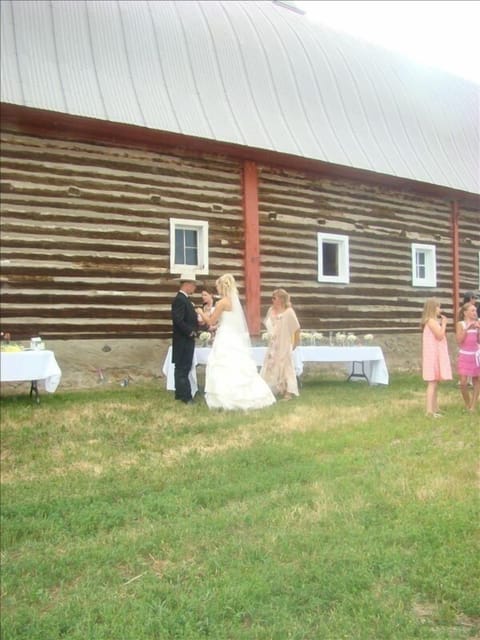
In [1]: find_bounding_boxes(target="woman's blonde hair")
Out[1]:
[458,302,475,322]
[421,297,439,326]
[272,288,291,308]
[216,273,238,297]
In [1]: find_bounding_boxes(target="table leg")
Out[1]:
[30,380,40,403]
[347,362,369,384]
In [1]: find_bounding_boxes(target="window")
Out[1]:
[317,233,350,283]
[170,218,208,274]
[411,243,436,287]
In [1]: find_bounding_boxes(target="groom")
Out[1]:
[171,273,199,404]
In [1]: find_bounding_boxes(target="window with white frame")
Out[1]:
[411,243,436,287]
[317,233,350,283]
[170,218,209,274]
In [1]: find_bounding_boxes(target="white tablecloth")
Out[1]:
[293,346,389,385]
[0,350,62,392]
[162,344,388,394]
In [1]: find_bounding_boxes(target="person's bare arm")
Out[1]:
[427,316,447,340]
[197,297,231,326]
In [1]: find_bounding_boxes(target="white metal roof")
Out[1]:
[1,0,479,194]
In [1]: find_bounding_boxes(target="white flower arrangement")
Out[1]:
[261,331,271,342]
[295,331,373,347]
[300,331,315,345]
[199,331,212,345]
[335,331,347,345]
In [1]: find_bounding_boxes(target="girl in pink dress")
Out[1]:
[456,302,480,412]
[421,298,452,418]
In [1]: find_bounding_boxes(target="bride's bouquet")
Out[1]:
[199,331,212,346]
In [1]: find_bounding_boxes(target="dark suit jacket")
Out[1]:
[171,291,198,365]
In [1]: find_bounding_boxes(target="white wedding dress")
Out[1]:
[205,295,276,410]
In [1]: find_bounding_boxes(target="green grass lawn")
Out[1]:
[1,374,478,639]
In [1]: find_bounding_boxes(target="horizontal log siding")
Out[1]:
[458,209,480,307]
[0,132,244,339]
[1,130,477,342]
[258,166,479,333]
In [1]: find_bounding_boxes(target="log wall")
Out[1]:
[1,130,478,340]
[0,131,244,339]
[258,166,479,332]
[458,209,480,302]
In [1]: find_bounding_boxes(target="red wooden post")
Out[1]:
[451,199,460,318]
[242,160,261,335]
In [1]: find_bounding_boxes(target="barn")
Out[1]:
[1,0,479,383]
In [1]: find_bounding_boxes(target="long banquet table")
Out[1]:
[162,344,389,396]
[0,350,62,401]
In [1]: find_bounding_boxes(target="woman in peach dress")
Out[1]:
[261,289,300,400]
[421,297,452,417]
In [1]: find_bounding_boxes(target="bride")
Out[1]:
[197,274,276,410]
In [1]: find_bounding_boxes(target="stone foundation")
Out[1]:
[1,333,459,393]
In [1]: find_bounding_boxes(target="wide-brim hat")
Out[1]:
[178,272,200,284]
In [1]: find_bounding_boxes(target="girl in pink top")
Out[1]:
[455,302,480,412]
[421,297,452,418]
